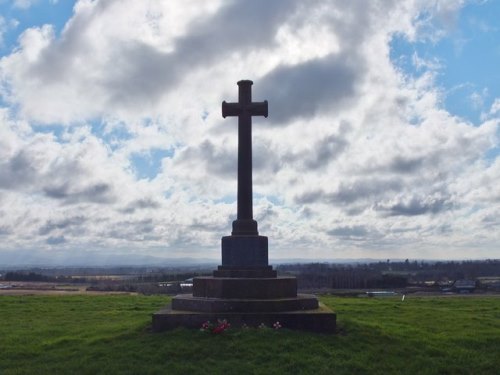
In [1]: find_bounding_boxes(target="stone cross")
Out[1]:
[222,80,268,236]
[153,79,336,334]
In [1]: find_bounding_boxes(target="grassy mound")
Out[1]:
[1,295,499,374]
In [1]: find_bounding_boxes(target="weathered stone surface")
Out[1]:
[152,302,336,333]
[221,235,268,268]
[221,80,268,236]
[171,293,318,313]
[213,265,277,278]
[193,276,296,299]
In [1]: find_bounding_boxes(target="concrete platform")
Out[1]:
[152,302,336,333]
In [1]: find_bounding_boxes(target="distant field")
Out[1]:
[0,281,136,296]
[0,295,499,374]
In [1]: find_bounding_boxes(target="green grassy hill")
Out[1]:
[1,295,499,374]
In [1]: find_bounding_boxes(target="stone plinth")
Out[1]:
[221,235,268,267]
[152,302,335,333]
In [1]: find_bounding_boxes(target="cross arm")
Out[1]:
[222,101,241,118]
[248,100,268,118]
[222,100,269,118]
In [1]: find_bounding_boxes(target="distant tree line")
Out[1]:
[1,270,210,283]
[3,259,498,293]
[277,259,500,290]
[3,271,55,282]
[136,272,209,282]
[2,271,91,283]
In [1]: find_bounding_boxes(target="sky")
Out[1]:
[0,0,499,266]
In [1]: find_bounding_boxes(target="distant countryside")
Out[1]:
[1,259,499,297]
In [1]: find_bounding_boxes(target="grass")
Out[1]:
[0,294,499,374]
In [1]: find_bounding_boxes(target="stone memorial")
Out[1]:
[153,80,336,332]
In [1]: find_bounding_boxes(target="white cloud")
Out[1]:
[489,98,500,116]
[13,0,39,9]
[0,0,498,262]
[411,52,443,72]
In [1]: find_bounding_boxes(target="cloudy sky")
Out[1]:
[0,0,498,265]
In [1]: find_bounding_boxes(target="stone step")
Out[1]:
[193,276,297,299]
[152,302,336,333]
[171,293,319,313]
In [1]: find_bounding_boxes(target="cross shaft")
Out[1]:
[222,80,268,235]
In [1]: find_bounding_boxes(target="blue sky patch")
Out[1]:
[89,119,134,151]
[131,148,174,180]
[390,1,500,125]
[0,0,76,53]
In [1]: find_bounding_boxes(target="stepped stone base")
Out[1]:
[151,235,337,333]
[152,301,336,333]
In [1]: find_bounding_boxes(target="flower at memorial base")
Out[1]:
[213,319,230,334]
[200,321,213,332]
[200,319,230,334]
[273,321,282,330]
[212,325,225,334]
[258,323,267,329]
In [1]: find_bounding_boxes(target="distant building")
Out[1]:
[158,282,182,293]
[490,281,500,291]
[158,278,193,294]
[366,291,398,297]
[452,279,476,293]
[180,278,194,288]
